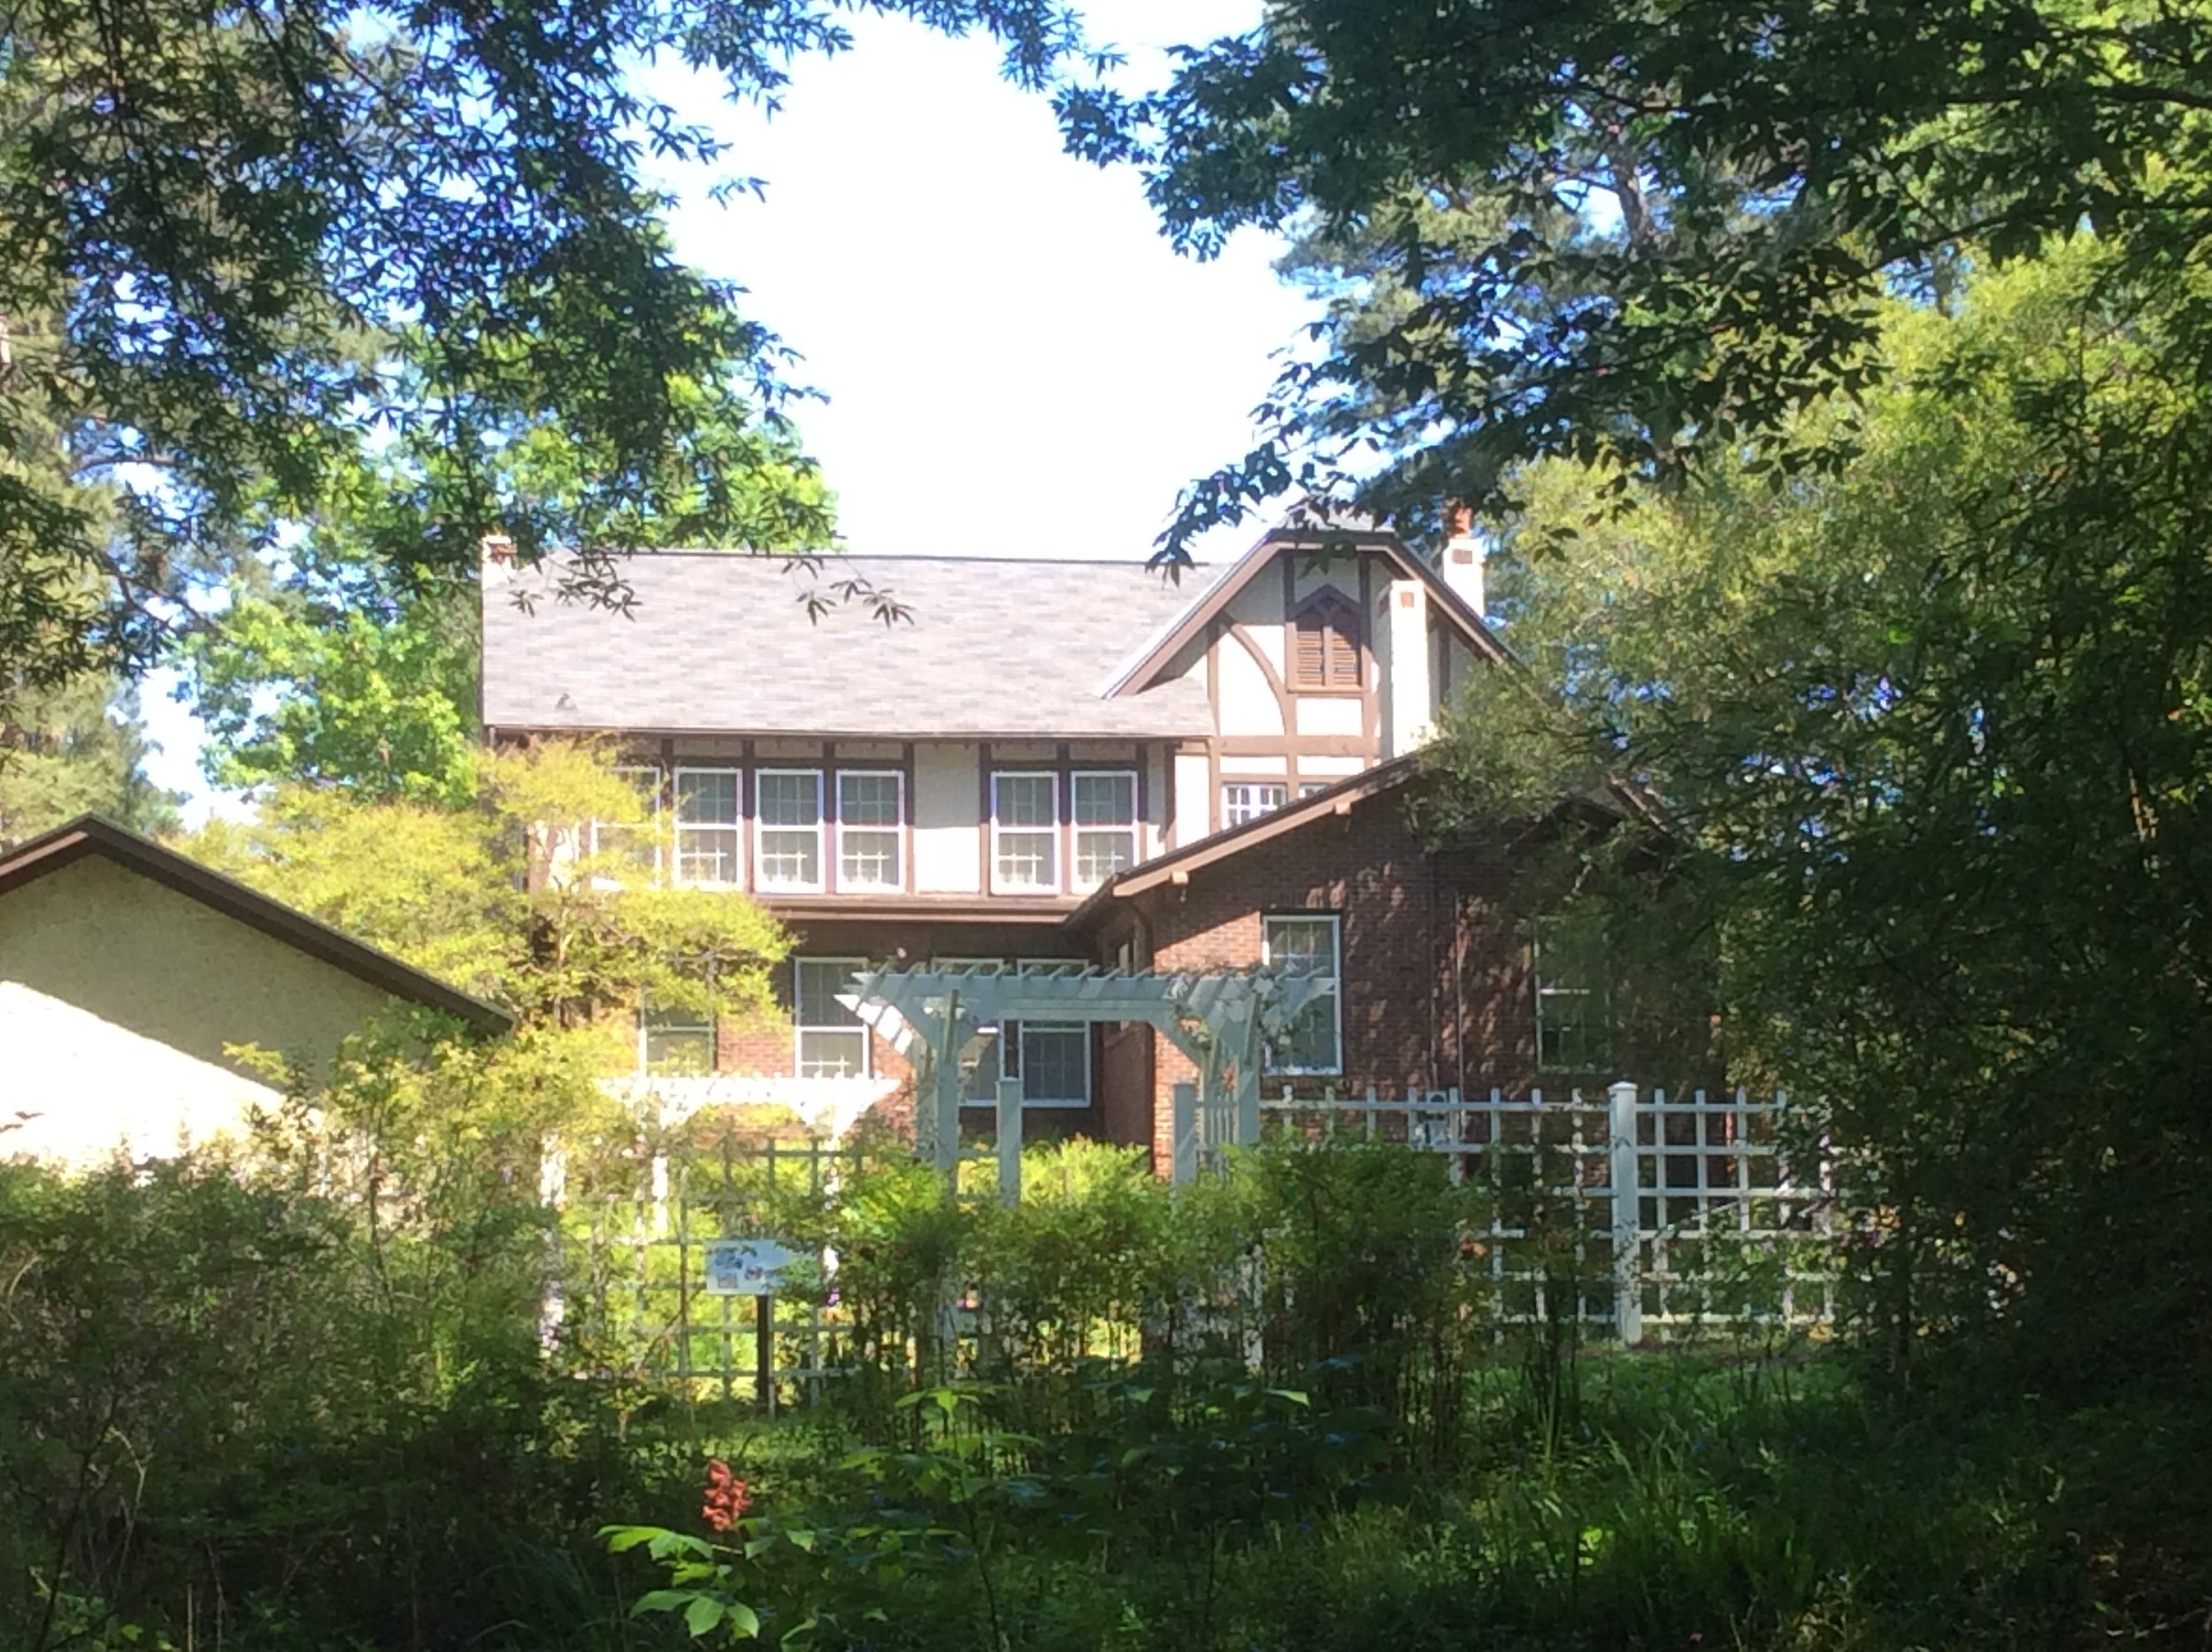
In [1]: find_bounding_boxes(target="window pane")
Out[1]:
[795,959,863,1028]
[841,829,901,888]
[1075,829,1136,887]
[838,772,901,826]
[1535,914,1612,1072]
[759,831,820,887]
[995,773,1056,828]
[1018,1025,1089,1103]
[758,771,821,827]
[837,772,902,888]
[641,998,713,1076]
[1224,783,1287,827]
[677,769,738,825]
[1264,917,1340,1072]
[797,1029,867,1078]
[1071,772,1134,825]
[996,831,1056,887]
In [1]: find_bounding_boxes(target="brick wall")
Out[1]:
[712,917,1100,1142]
[1105,782,1541,1173]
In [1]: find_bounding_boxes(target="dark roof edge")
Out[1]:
[0,816,515,1036]
[1065,754,1425,927]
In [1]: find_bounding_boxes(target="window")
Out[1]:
[1223,782,1288,827]
[941,957,1090,1106]
[795,957,869,1077]
[1071,771,1138,889]
[1299,781,1330,799]
[641,996,714,1075]
[1290,594,1362,690]
[757,769,825,891]
[591,765,664,882]
[991,772,1058,892]
[1011,1025,1090,1106]
[1534,913,1613,1073]
[837,771,904,890]
[673,767,741,887]
[1263,914,1342,1073]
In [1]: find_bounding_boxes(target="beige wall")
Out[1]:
[913,741,983,893]
[0,857,402,1166]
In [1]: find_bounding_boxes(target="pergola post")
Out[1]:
[996,1075,1025,1203]
[1171,1081,1198,1184]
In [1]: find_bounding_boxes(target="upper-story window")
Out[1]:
[1071,772,1138,889]
[592,765,664,881]
[673,767,741,887]
[836,771,904,890]
[991,772,1058,893]
[757,769,825,892]
[1224,782,1288,828]
[1290,594,1362,691]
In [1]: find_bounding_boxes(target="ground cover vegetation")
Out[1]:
[6,1126,2208,1649]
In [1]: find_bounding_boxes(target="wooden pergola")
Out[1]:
[841,963,1329,1194]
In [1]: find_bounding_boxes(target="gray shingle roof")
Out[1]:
[481,552,1220,739]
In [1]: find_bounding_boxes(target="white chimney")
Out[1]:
[1384,578,1432,757]
[1439,503,1486,619]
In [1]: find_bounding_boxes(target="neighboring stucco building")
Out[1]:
[0,816,512,1166]
[480,505,1648,1167]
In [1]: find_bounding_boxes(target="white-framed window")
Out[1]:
[672,766,741,887]
[591,765,664,882]
[1223,782,1288,828]
[1299,780,1330,799]
[836,770,904,890]
[794,957,869,1077]
[1263,914,1342,1074]
[756,768,825,892]
[944,958,1091,1106]
[640,995,714,1075]
[991,771,1059,892]
[1071,771,1139,890]
[1534,913,1613,1074]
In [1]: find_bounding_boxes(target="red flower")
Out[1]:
[702,1458,749,1533]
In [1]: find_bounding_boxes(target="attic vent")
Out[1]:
[1291,594,1362,690]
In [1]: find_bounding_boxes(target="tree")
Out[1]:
[1060,0,2212,549]
[0,676,180,846]
[188,740,787,1063]
[182,406,837,806]
[1,0,1082,693]
[1419,250,2212,1394]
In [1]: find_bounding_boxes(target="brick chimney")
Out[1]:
[1438,503,1486,620]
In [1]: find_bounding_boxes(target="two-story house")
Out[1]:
[480,510,1625,1167]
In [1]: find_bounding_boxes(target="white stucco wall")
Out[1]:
[913,741,983,893]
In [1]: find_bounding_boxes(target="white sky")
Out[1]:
[145,0,1311,820]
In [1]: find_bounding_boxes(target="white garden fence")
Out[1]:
[1191,1080,1838,1341]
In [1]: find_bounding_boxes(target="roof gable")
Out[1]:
[1106,523,1515,699]
[0,817,513,1035]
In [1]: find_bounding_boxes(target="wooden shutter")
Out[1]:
[1291,595,1360,688]
[1292,607,1329,688]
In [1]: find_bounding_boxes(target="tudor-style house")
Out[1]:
[480,511,1630,1167]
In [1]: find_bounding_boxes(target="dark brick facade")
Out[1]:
[1078,778,1544,1172]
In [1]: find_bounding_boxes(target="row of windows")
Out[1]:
[593,766,1143,896]
[640,918,1614,1087]
[640,920,1348,1088]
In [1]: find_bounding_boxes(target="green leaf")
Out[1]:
[683,1596,726,1637]
[631,1588,695,1617]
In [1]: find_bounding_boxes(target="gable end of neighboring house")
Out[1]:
[0,816,511,1167]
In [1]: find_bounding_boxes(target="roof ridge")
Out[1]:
[526,549,1214,569]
